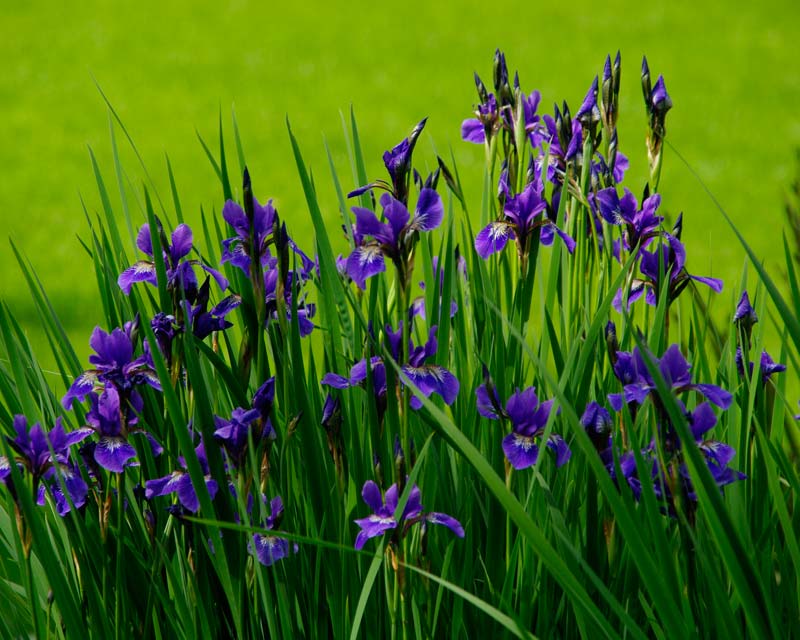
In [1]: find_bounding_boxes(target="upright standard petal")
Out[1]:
[410,188,444,231]
[361,480,385,514]
[170,224,194,261]
[136,224,154,256]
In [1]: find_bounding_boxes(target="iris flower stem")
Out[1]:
[398,268,411,485]
[23,543,41,638]
[505,464,512,571]
[389,564,399,640]
[115,472,125,640]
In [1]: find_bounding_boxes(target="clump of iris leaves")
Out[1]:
[0,50,798,639]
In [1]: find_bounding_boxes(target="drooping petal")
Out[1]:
[321,373,350,389]
[546,434,572,467]
[623,383,653,406]
[693,384,733,409]
[550,224,576,254]
[346,246,386,289]
[62,371,99,409]
[700,441,736,468]
[252,534,292,566]
[461,119,485,143]
[94,436,136,473]
[402,365,459,409]
[145,471,184,499]
[476,384,501,420]
[118,261,158,294]
[425,512,465,537]
[690,275,723,293]
[475,222,514,259]
[353,515,396,549]
[502,432,539,470]
[178,474,218,512]
[65,427,93,448]
[200,264,229,291]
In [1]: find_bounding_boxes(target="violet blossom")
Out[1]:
[354,480,464,550]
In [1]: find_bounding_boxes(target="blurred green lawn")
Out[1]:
[2,1,799,367]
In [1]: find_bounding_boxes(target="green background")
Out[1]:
[2,0,799,362]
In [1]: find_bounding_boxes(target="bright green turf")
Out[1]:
[1,1,799,363]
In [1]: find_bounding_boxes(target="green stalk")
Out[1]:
[23,533,41,638]
[115,472,125,640]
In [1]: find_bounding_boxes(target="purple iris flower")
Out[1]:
[608,344,732,412]
[263,264,317,337]
[399,324,460,410]
[461,93,499,144]
[145,441,218,513]
[349,119,428,207]
[221,193,277,274]
[184,278,241,341]
[613,233,723,312]
[1,416,90,515]
[345,190,443,289]
[118,222,227,298]
[475,179,575,260]
[575,76,600,130]
[322,324,458,411]
[594,187,663,252]
[2,416,89,483]
[476,384,570,470]
[733,290,759,348]
[649,75,673,116]
[323,356,388,423]
[214,381,276,469]
[735,348,786,383]
[36,460,88,516]
[62,326,161,410]
[592,150,629,186]
[734,291,758,326]
[354,480,464,550]
[603,401,744,509]
[250,496,297,566]
[84,386,162,473]
[581,401,613,451]
[150,313,178,356]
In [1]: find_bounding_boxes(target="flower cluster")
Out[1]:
[353,480,463,550]
[322,323,459,413]
[476,376,571,471]
[596,337,745,514]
